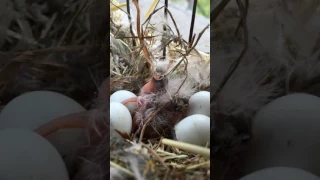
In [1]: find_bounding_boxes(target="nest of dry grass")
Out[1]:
[111,138,210,180]
[110,0,210,179]
[0,0,108,111]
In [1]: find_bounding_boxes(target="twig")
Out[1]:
[141,5,186,56]
[144,0,160,18]
[132,0,153,73]
[186,161,210,170]
[187,24,209,55]
[188,0,197,47]
[115,35,158,39]
[161,138,210,158]
[142,6,181,42]
[163,0,168,59]
[110,1,129,14]
[138,103,169,142]
[142,144,169,169]
[110,161,135,176]
[126,0,137,46]
[110,2,127,11]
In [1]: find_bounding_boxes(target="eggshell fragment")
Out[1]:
[0,91,87,157]
[0,129,69,180]
[174,114,210,146]
[110,90,137,112]
[187,91,210,117]
[110,102,132,135]
[240,167,320,180]
[243,93,320,176]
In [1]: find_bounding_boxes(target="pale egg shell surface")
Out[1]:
[243,93,320,176]
[240,167,320,180]
[0,129,69,180]
[187,91,210,117]
[110,102,132,135]
[174,114,210,146]
[0,91,87,157]
[110,90,137,113]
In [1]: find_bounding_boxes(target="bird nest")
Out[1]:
[0,0,108,179]
[0,0,108,110]
[110,0,210,179]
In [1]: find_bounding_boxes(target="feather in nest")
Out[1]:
[212,0,320,153]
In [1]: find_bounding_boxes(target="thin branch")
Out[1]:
[126,0,137,46]
[188,0,198,47]
[187,24,209,55]
[142,6,181,40]
[132,0,153,73]
[163,0,168,59]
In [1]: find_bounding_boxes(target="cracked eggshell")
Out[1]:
[240,167,320,180]
[0,129,69,180]
[110,90,137,113]
[187,91,210,117]
[110,102,132,135]
[174,114,210,146]
[0,91,87,158]
[243,93,320,176]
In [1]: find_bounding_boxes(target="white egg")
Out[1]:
[240,167,320,180]
[0,129,69,180]
[110,90,137,113]
[174,114,210,146]
[243,93,320,176]
[0,91,87,158]
[110,102,132,135]
[187,91,210,117]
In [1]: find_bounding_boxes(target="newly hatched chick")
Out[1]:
[121,59,199,140]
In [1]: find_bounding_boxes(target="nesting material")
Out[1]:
[110,0,210,179]
[0,0,109,179]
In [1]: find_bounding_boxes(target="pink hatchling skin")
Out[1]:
[121,75,187,139]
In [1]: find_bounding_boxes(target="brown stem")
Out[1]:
[132,0,153,73]
[34,110,93,137]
